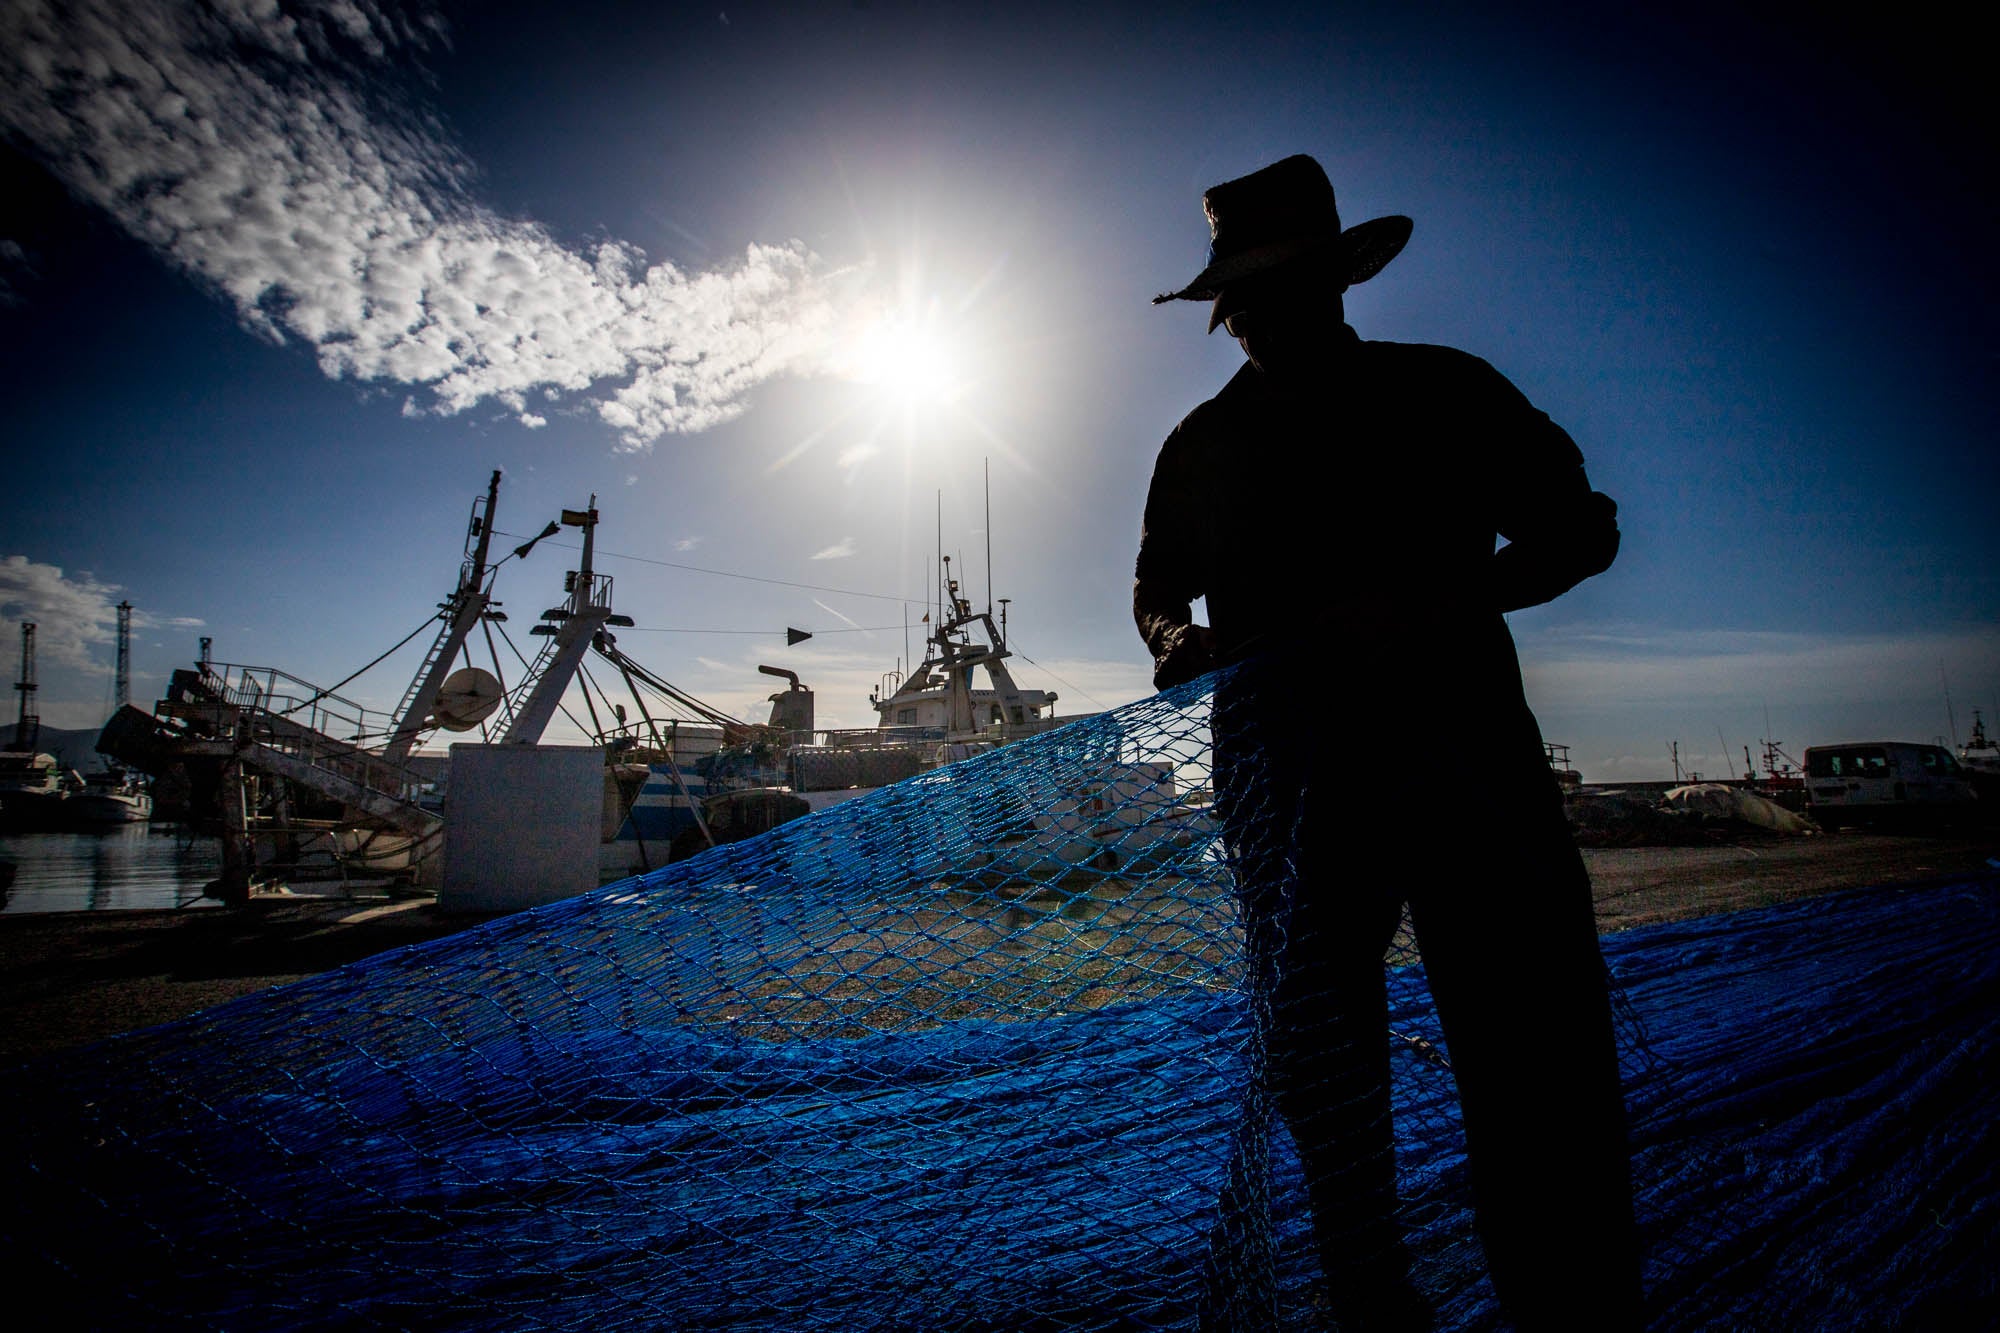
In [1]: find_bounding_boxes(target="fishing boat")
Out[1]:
[93,470,1192,897]
[1960,708,2000,776]
[64,768,153,826]
[0,750,72,830]
[597,553,1200,881]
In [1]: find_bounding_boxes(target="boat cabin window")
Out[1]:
[896,708,916,725]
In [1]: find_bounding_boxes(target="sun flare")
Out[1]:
[850,313,965,407]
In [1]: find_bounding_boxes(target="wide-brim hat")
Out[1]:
[1152,154,1412,332]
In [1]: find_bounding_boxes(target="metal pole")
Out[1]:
[13,622,37,752]
[115,601,132,710]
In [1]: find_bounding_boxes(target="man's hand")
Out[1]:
[1152,623,1219,690]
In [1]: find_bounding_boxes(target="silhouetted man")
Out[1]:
[1135,155,1639,1330]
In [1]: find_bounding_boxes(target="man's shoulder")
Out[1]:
[1163,362,1260,446]
[1355,339,1542,417]
[1355,337,1505,381]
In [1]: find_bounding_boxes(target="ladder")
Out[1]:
[386,611,458,739]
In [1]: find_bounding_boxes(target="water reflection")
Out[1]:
[0,827,224,914]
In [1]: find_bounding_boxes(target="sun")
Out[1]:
[849,311,966,407]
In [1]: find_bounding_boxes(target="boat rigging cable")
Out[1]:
[267,522,543,727]
[482,615,595,743]
[591,634,741,728]
[271,614,439,719]
[614,623,904,635]
[1001,642,1111,713]
[490,529,919,604]
[574,658,609,739]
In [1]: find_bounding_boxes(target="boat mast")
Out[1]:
[1940,661,1958,750]
[504,496,628,745]
[872,481,1054,737]
[382,470,503,765]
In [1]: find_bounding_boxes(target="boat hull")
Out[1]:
[66,793,152,826]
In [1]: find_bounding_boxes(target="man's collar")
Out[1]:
[1222,323,1363,398]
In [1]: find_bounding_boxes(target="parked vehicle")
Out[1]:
[1803,741,1980,828]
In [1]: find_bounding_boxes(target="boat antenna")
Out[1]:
[984,456,993,616]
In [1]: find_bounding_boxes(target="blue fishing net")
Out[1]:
[2,671,1994,1330]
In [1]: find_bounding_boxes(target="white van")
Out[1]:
[1803,741,1979,827]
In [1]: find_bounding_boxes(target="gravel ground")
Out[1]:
[1583,828,1997,931]
[2,828,1994,1062]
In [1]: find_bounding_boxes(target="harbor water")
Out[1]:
[0,827,224,915]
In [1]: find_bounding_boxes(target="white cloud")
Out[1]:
[674,537,701,552]
[0,556,205,728]
[0,556,122,672]
[810,539,856,561]
[0,0,850,450]
[519,413,547,429]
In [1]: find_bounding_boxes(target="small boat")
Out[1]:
[0,750,72,831]
[66,768,153,826]
[1960,709,2000,777]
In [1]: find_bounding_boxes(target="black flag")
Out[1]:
[512,520,560,559]
[786,627,812,645]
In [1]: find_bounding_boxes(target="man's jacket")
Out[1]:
[1133,325,1619,715]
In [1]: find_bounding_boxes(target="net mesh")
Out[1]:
[3,670,1995,1330]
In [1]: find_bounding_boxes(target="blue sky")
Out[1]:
[2,0,1993,782]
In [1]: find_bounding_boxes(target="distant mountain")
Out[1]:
[5,723,114,774]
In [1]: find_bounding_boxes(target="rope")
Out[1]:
[274,614,439,717]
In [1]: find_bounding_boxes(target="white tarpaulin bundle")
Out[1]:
[1662,783,1815,834]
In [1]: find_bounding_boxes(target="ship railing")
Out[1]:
[799,715,1103,752]
[597,718,728,760]
[196,661,430,800]
[992,713,1100,741]
[810,726,949,750]
[201,662,392,745]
